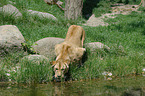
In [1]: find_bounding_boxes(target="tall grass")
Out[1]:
[17,59,52,84]
[0,0,144,83]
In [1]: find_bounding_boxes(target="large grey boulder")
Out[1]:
[27,10,57,20]
[1,4,22,18]
[84,42,110,52]
[0,25,25,55]
[32,37,64,59]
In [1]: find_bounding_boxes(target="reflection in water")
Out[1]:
[52,82,85,96]
[0,76,145,96]
[122,88,145,96]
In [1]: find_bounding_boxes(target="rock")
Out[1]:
[32,37,64,59]
[27,10,57,20]
[0,25,25,56]
[83,14,109,27]
[8,1,16,5]
[56,1,63,5]
[44,0,58,5]
[21,55,49,64]
[1,4,22,18]
[44,0,64,5]
[84,42,110,52]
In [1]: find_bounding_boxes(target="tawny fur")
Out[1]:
[51,25,85,79]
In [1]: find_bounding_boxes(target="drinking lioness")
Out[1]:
[51,25,85,81]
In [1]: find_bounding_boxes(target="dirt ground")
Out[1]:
[83,4,140,27]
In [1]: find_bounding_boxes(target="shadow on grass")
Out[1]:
[110,13,145,35]
[128,20,145,35]
[82,0,100,19]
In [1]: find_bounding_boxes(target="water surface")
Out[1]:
[0,76,145,96]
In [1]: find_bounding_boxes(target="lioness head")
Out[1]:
[51,60,70,82]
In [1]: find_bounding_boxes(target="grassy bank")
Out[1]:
[0,0,145,83]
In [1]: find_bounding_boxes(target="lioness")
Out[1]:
[51,25,85,81]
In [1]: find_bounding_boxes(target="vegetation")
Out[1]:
[0,0,144,83]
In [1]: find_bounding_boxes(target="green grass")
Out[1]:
[0,0,145,83]
[17,59,52,84]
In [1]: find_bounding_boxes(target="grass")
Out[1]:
[17,59,52,84]
[0,0,145,83]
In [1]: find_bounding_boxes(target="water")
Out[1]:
[0,76,145,96]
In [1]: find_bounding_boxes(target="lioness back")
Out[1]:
[64,25,85,47]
